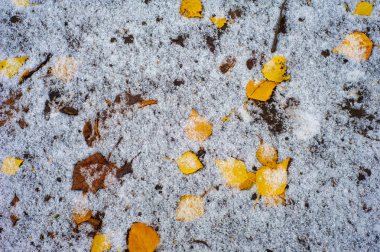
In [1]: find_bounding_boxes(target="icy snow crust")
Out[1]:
[0,0,379,251]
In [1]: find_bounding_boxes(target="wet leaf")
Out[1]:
[83,117,100,147]
[256,140,278,168]
[353,2,373,16]
[0,57,28,79]
[60,106,78,116]
[72,209,92,225]
[246,80,278,102]
[10,214,19,226]
[180,0,203,18]
[71,153,118,193]
[10,195,20,206]
[128,222,160,252]
[51,57,78,82]
[139,100,158,108]
[177,151,203,174]
[91,234,111,252]
[262,56,290,82]
[210,17,227,28]
[215,158,255,190]
[176,195,204,222]
[184,109,213,142]
[1,156,23,176]
[333,32,373,61]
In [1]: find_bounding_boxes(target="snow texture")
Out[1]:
[1,0,380,251]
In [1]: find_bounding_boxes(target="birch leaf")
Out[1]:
[51,57,78,82]
[179,0,203,18]
[333,32,373,61]
[256,140,278,168]
[128,222,160,252]
[176,195,204,222]
[177,151,203,174]
[184,109,213,142]
[262,56,290,82]
[256,166,287,196]
[91,234,111,252]
[210,17,227,28]
[0,57,29,79]
[353,2,373,16]
[215,158,255,190]
[1,157,23,176]
[246,80,278,102]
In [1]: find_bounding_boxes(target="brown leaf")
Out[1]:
[139,100,158,108]
[228,8,242,19]
[83,117,100,147]
[219,57,236,74]
[116,160,133,179]
[71,153,118,193]
[171,35,187,47]
[60,106,78,116]
[0,91,22,127]
[17,118,28,129]
[206,36,216,53]
[10,194,20,206]
[10,214,19,226]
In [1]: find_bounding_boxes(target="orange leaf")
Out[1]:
[184,109,213,142]
[139,100,158,108]
[128,222,160,252]
[333,32,373,61]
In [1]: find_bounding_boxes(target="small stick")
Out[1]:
[271,0,287,53]
[19,53,52,84]
[107,136,123,160]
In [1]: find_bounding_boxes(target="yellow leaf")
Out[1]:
[1,157,23,176]
[0,57,29,79]
[12,0,29,7]
[51,57,78,82]
[177,151,203,174]
[72,209,92,225]
[91,234,111,252]
[210,17,227,28]
[333,32,373,61]
[184,109,213,142]
[256,140,278,168]
[256,166,287,196]
[128,222,160,252]
[262,56,290,82]
[215,158,255,190]
[176,195,204,222]
[276,157,291,170]
[353,2,373,16]
[246,80,278,101]
[179,0,203,18]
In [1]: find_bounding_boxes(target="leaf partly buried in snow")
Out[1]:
[333,32,373,61]
[184,109,213,142]
[0,57,29,79]
[256,140,278,168]
[179,0,203,18]
[246,80,278,102]
[91,234,111,252]
[215,158,255,190]
[1,156,23,176]
[256,166,287,196]
[71,153,118,193]
[262,56,290,82]
[210,17,227,28]
[220,57,236,74]
[83,117,100,147]
[128,222,160,252]
[177,151,203,174]
[176,195,204,222]
[51,57,78,82]
[353,2,373,16]
[12,0,29,7]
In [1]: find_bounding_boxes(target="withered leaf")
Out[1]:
[17,118,28,129]
[10,214,19,226]
[71,153,118,193]
[60,106,78,116]
[206,36,216,53]
[220,57,236,74]
[171,35,187,47]
[83,117,100,147]
[116,160,133,179]
[10,194,20,206]
[228,8,242,19]
[0,91,23,127]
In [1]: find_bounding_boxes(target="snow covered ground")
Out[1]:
[0,0,379,251]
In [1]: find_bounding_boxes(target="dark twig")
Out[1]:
[271,0,287,53]
[190,239,210,249]
[19,53,52,84]
[107,136,123,160]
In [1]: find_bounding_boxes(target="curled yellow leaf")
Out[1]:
[177,151,203,175]
[246,80,278,102]
[262,56,290,82]
[128,222,160,252]
[215,158,255,190]
[184,109,213,142]
[210,17,227,28]
[1,157,23,176]
[176,195,204,222]
[0,57,29,79]
[91,234,111,252]
[353,2,373,16]
[333,32,373,61]
[180,0,203,18]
